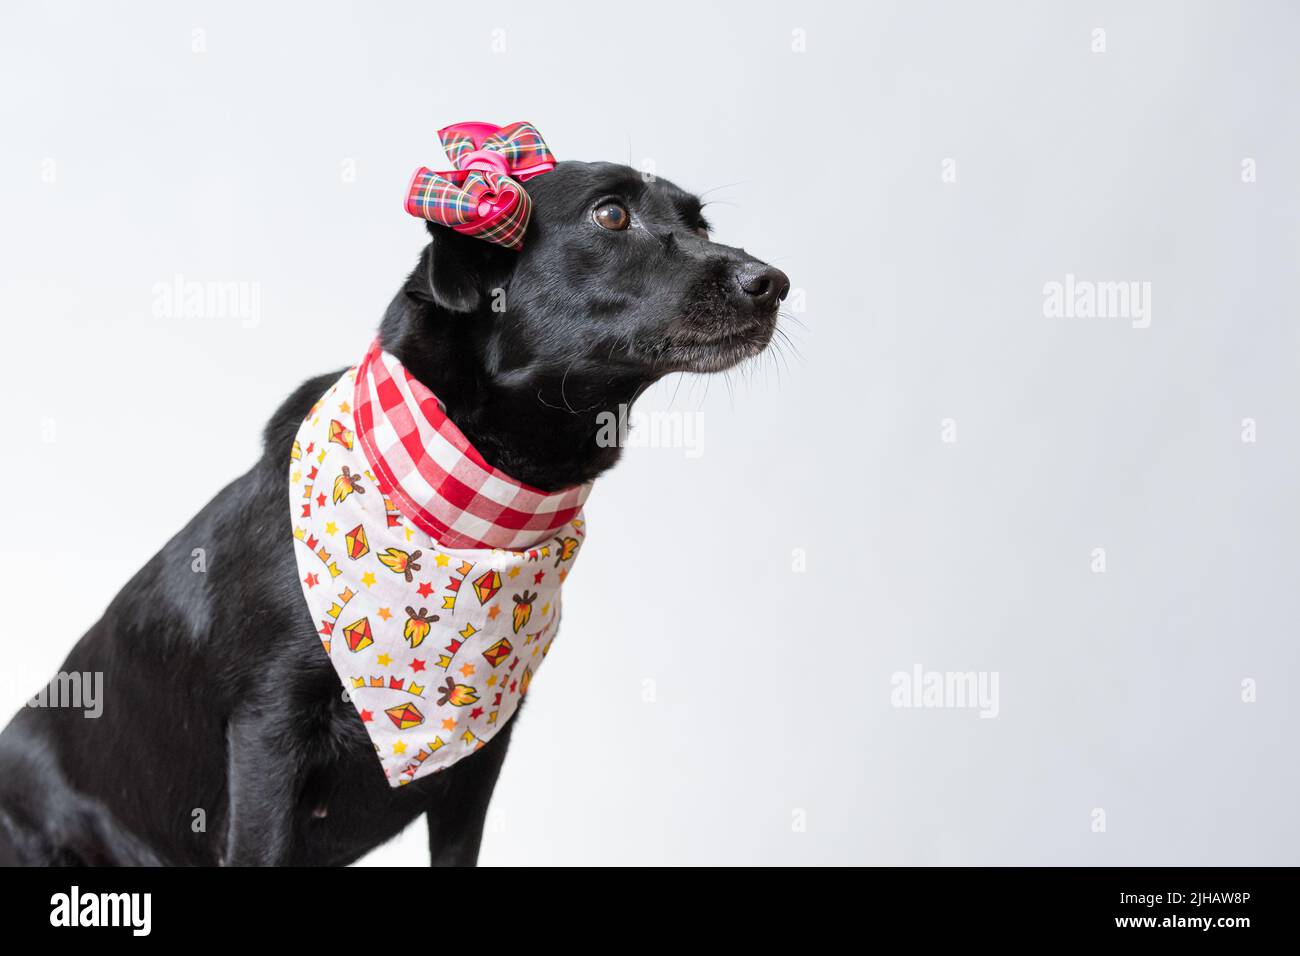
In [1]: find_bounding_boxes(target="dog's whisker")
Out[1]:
[668,370,686,409]
[773,325,802,364]
[777,310,807,332]
[769,337,791,383]
[560,364,574,413]
[697,181,748,201]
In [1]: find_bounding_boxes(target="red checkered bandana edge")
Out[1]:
[353,339,591,550]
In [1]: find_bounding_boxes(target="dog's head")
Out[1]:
[408,161,789,386]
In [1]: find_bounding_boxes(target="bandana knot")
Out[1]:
[405,121,556,251]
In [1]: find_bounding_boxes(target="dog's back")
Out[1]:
[0,372,381,865]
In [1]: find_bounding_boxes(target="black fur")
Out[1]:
[0,160,787,866]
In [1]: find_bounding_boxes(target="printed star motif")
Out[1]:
[377,607,392,621]
[487,605,501,620]
[303,572,319,588]
[435,553,450,567]
[459,663,476,678]
[417,581,434,598]
[316,492,327,508]
[359,709,373,722]
[405,527,414,541]
[507,566,520,579]
[470,706,484,720]
[533,570,545,584]
[317,448,327,464]
[559,568,568,582]
[410,658,426,673]
[324,521,338,535]
[377,653,392,666]
[338,401,351,413]
[441,717,457,731]
[291,469,302,484]
[361,571,377,588]
[393,740,407,755]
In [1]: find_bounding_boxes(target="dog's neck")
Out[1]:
[377,290,640,492]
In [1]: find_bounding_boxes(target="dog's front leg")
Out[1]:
[426,720,513,866]
[222,710,301,866]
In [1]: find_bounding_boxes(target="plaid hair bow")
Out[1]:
[404,121,556,251]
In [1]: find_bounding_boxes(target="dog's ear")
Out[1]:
[405,223,515,314]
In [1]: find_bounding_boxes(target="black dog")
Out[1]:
[0,160,788,866]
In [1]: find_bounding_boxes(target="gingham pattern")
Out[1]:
[405,121,556,251]
[354,339,591,550]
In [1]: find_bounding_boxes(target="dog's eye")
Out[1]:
[593,202,630,231]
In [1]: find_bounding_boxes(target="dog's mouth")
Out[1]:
[656,316,778,374]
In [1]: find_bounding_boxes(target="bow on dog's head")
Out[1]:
[405,121,556,251]
[395,120,789,425]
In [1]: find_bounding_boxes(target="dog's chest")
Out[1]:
[288,365,584,788]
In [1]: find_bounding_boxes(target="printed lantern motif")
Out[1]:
[385,702,425,730]
[473,569,502,604]
[345,523,369,560]
[482,637,513,668]
[329,419,355,450]
[343,617,374,652]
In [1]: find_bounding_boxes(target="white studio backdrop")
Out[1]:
[0,0,1297,864]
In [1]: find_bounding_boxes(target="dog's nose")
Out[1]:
[736,264,790,310]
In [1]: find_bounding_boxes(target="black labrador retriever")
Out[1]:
[0,159,788,866]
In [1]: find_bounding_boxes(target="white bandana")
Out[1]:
[289,351,586,786]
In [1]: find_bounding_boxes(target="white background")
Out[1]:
[1,0,1297,865]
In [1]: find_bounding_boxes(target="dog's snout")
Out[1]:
[735,264,790,310]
